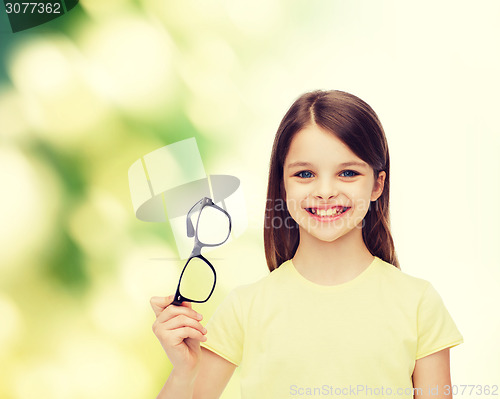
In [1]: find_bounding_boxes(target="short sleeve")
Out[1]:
[200,288,244,366]
[416,282,464,359]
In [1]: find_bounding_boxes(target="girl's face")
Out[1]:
[283,124,386,243]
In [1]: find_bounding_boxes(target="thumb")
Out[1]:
[150,294,174,317]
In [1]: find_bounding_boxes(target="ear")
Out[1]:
[371,171,386,202]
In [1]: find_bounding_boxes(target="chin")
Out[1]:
[298,226,346,243]
[314,234,343,243]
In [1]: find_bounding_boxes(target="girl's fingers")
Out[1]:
[152,319,207,346]
[149,295,207,372]
[150,295,195,317]
[169,327,208,345]
[156,306,203,323]
[161,314,207,336]
[156,303,203,324]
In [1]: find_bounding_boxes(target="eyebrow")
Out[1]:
[286,161,368,169]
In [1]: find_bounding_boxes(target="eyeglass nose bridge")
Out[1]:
[189,240,204,258]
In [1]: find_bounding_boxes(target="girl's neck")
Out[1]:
[291,226,374,286]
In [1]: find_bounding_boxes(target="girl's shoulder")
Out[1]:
[375,257,437,298]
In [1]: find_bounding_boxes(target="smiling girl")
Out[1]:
[151,90,464,399]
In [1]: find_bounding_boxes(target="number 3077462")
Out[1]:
[5,2,62,14]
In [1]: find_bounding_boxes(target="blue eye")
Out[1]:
[295,170,314,179]
[340,170,359,178]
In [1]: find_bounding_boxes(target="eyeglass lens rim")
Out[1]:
[173,254,216,305]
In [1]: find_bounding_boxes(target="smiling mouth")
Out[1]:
[305,207,350,217]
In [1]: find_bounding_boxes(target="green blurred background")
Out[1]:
[1,1,499,398]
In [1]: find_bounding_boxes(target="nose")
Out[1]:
[312,177,339,200]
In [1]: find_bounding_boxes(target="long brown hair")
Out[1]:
[263,90,400,271]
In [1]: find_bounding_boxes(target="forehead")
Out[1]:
[285,125,367,167]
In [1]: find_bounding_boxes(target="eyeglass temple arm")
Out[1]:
[186,198,206,237]
[187,218,195,238]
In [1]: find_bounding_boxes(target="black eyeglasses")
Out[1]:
[172,197,232,306]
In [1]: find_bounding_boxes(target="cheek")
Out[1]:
[284,182,305,214]
[285,193,300,215]
[351,188,373,212]
[285,179,309,197]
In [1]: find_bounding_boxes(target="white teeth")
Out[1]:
[310,208,346,217]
